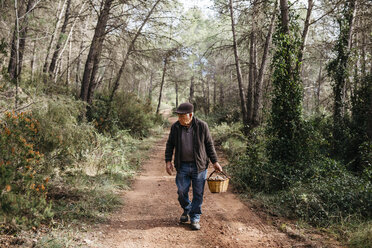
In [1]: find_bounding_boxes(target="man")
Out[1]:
[165,102,222,230]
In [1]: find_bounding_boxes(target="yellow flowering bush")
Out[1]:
[0,111,52,227]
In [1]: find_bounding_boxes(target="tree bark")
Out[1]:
[368,87,372,140]
[347,1,357,52]
[16,0,36,79]
[148,71,154,101]
[220,67,225,107]
[229,0,248,129]
[31,37,36,81]
[175,81,178,108]
[315,60,323,113]
[66,38,72,85]
[201,77,206,113]
[247,28,255,124]
[156,56,168,115]
[189,75,194,103]
[247,0,257,124]
[13,0,20,109]
[54,2,86,84]
[252,0,277,127]
[80,0,114,103]
[43,0,67,73]
[280,0,289,33]
[361,23,366,78]
[75,39,84,97]
[213,77,217,107]
[49,0,71,76]
[219,78,224,107]
[333,0,356,122]
[370,45,372,75]
[206,77,210,114]
[296,0,313,74]
[8,0,35,81]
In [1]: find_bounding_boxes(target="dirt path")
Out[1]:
[83,116,339,248]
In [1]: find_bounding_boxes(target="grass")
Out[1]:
[15,125,165,247]
[333,220,372,247]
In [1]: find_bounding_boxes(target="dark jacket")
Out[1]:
[165,117,218,173]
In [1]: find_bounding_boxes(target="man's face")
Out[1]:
[178,113,193,126]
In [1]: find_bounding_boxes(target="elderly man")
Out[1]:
[165,102,222,230]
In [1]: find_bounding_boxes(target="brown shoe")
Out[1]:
[180,213,188,223]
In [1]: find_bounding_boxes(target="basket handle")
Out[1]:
[208,169,230,179]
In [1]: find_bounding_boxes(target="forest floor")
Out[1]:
[79,113,342,248]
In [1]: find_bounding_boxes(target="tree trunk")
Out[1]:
[108,0,162,105]
[43,0,67,73]
[333,0,356,123]
[175,81,178,108]
[66,38,72,85]
[80,0,114,103]
[347,1,357,52]
[229,0,248,129]
[360,18,366,78]
[31,37,36,81]
[8,0,35,81]
[219,78,224,107]
[247,0,257,124]
[295,0,313,74]
[247,28,255,124]
[201,77,206,113]
[206,77,210,114]
[54,2,86,84]
[156,56,168,115]
[49,0,71,76]
[189,75,194,103]
[7,0,25,79]
[16,0,35,79]
[252,0,277,127]
[213,77,217,107]
[370,45,372,75]
[148,71,154,101]
[280,0,289,33]
[315,60,323,113]
[368,88,372,140]
[253,43,258,84]
[220,67,225,107]
[75,39,84,97]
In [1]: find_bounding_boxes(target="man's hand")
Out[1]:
[213,162,223,172]
[166,161,174,175]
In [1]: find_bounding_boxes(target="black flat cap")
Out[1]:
[175,102,194,114]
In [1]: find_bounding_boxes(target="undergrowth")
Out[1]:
[0,79,165,246]
[210,118,372,247]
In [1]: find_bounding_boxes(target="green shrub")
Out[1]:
[90,92,162,136]
[0,111,52,228]
[233,152,372,225]
[32,97,96,169]
[227,117,372,225]
[348,74,372,172]
[277,158,372,225]
[195,104,241,127]
[211,122,246,146]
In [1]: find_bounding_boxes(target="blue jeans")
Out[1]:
[175,162,207,222]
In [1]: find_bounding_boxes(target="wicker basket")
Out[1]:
[207,170,230,193]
